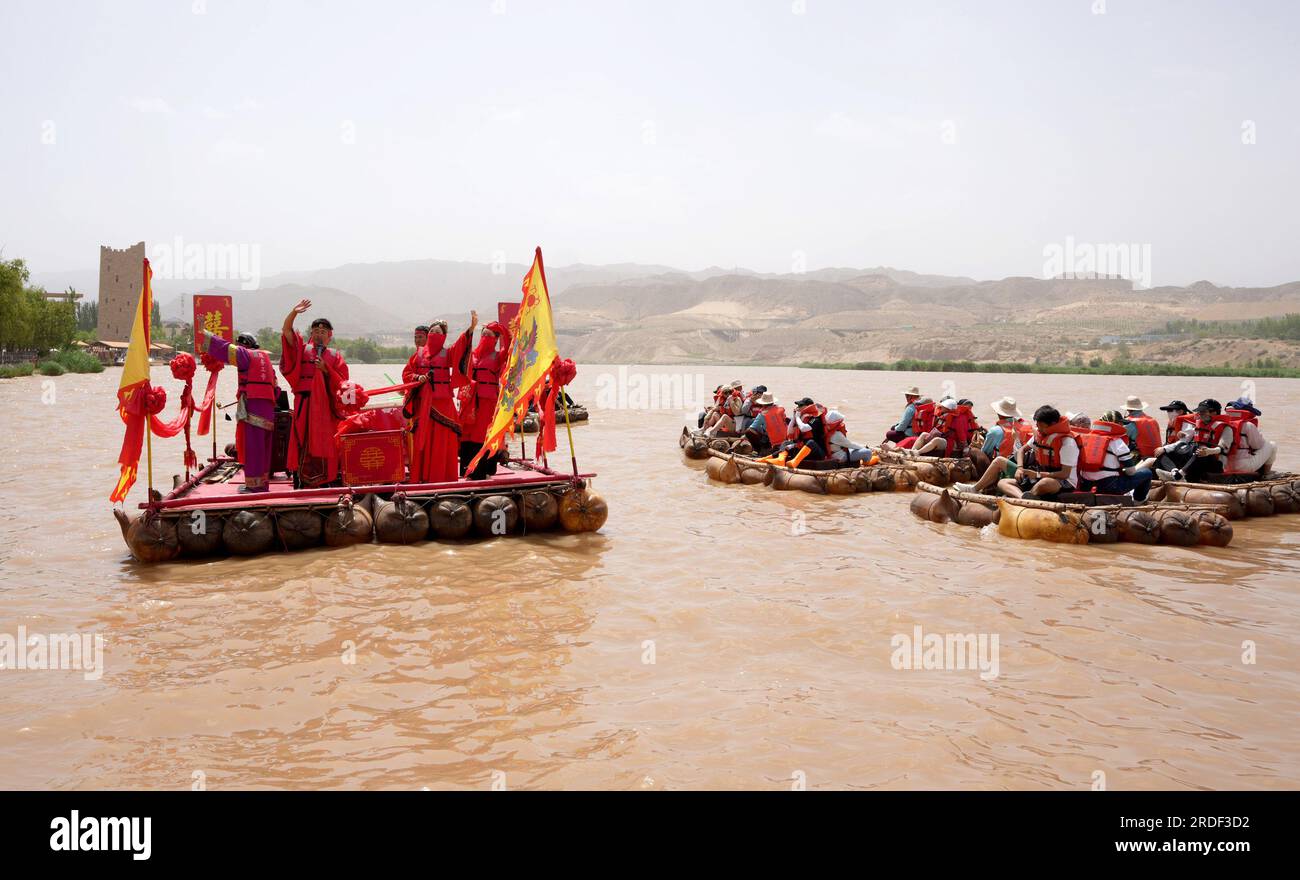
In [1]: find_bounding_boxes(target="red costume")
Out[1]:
[402,341,434,474]
[409,327,472,483]
[280,330,349,485]
[457,322,511,480]
[462,322,511,444]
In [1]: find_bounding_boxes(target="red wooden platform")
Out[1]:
[144,458,594,512]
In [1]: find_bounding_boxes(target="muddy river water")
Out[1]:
[0,365,1297,789]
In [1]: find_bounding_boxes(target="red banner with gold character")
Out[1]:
[193,295,233,352]
[339,429,407,486]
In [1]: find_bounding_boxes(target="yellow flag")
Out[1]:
[466,247,559,474]
[109,258,154,502]
[118,259,153,398]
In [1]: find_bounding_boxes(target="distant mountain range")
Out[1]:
[30,256,1300,366]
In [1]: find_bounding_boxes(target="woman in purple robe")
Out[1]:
[205,331,281,493]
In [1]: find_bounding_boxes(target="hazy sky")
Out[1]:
[2,0,1297,286]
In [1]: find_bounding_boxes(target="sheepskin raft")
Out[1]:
[112,456,607,564]
[1149,473,1300,519]
[909,481,1233,547]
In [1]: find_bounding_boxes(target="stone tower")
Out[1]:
[97,242,146,342]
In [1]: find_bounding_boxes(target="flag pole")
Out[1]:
[146,413,154,496]
[560,390,578,478]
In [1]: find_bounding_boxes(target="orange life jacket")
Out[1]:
[995,418,1034,457]
[1129,413,1161,458]
[797,403,826,440]
[910,401,936,435]
[1075,420,1128,472]
[1032,418,1074,471]
[239,349,279,402]
[1165,413,1195,444]
[757,406,787,447]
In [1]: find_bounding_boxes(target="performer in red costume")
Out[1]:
[280,298,350,487]
[458,320,511,480]
[409,312,476,482]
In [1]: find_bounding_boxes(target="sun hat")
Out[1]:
[1122,395,1148,412]
[991,396,1022,419]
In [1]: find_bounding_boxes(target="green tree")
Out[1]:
[0,258,34,349]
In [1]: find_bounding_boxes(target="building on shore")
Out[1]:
[97,241,146,344]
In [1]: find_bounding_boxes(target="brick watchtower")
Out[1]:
[97,242,146,342]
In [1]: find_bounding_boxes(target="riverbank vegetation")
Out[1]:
[800,358,1300,379]
[1163,314,1300,341]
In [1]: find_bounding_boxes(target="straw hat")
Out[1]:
[902,385,921,397]
[1123,395,1148,412]
[755,391,776,406]
[990,396,1021,419]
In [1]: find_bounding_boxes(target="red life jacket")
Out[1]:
[1165,413,1195,444]
[758,406,787,447]
[995,418,1034,456]
[940,404,977,444]
[910,401,936,435]
[473,349,502,401]
[239,349,278,402]
[1129,413,1161,458]
[427,346,460,401]
[292,344,341,394]
[1225,407,1260,432]
[1075,420,1128,472]
[1032,418,1074,471]
[1194,413,1249,455]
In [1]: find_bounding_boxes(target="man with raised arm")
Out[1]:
[280,298,350,487]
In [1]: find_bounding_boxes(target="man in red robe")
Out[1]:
[410,311,476,483]
[458,320,511,480]
[280,298,350,487]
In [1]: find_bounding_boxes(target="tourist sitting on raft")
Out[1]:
[754,399,876,468]
[1146,397,1275,483]
[701,380,744,434]
[1119,395,1162,459]
[1075,410,1154,500]
[993,405,1079,500]
[1223,397,1277,477]
[739,391,785,455]
[883,398,979,459]
[736,385,768,433]
[962,396,1032,479]
[884,386,924,444]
